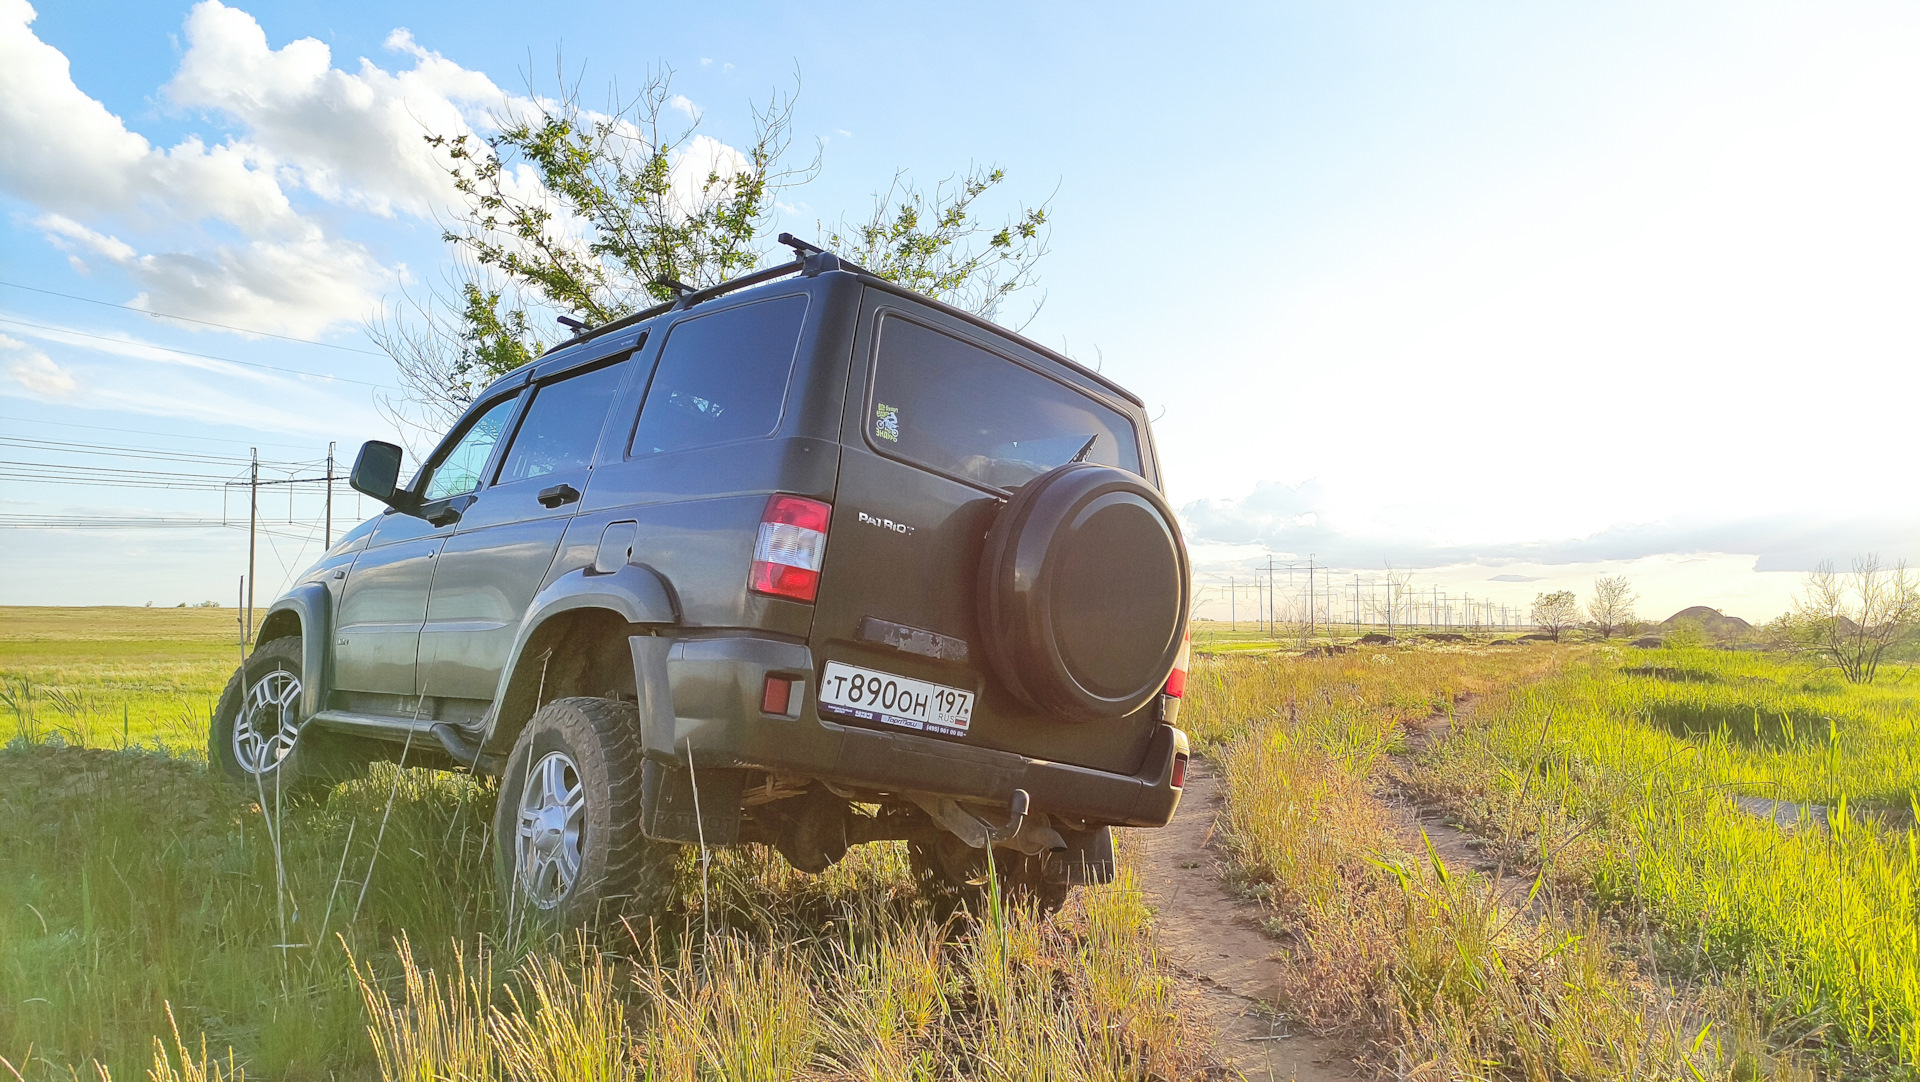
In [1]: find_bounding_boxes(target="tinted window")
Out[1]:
[630,294,808,456]
[870,316,1142,490]
[421,394,518,501]
[496,361,627,485]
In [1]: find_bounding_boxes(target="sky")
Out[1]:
[2,0,1916,624]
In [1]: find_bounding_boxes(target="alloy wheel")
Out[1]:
[515,750,586,908]
[233,668,302,775]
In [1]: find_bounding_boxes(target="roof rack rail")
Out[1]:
[533,235,1137,410]
[542,241,845,356]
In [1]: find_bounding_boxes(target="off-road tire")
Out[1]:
[995,850,1073,915]
[493,696,683,927]
[209,635,367,803]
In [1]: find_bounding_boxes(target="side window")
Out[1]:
[629,294,808,456]
[420,394,518,501]
[495,361,628,485]
[869,315,1143,491]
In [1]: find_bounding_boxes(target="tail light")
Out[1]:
[750,494,831,603]
[1164,631,1192,698]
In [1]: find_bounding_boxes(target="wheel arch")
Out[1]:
[479,564,679,762]
[261,583,330,717]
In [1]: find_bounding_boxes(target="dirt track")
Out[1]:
[1127,708,1507,1081]
[1125,759,1365,1082]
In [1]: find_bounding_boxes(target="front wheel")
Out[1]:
[493,697,684,927]
[210,635,364,803]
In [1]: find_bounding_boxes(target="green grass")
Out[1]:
[1180,646,1811,1080]
[1,606,241,750]
[1,607,1207,1081]
[1413,645,1920,1076]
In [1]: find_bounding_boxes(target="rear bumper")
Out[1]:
[636,632,1187,828]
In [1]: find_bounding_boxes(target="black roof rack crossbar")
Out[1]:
[542,256,810,356]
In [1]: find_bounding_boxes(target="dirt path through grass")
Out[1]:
[1127,758,1366,1082]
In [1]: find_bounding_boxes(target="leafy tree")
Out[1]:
[375,68,1050,430]
[1778,555,1920,684]
[1531,590,1580,641]
[1586,575,1638,639]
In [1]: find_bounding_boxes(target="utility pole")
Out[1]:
[246,447,258,643]
[1267,557,1276,637]
[1307,555,1316,637]
[325,440,335,548]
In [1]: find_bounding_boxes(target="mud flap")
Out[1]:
[640,759,744,844]
[1058,824,1116,885]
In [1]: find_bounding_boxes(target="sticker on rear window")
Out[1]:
[874,402,900,442]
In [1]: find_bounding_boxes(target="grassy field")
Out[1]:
[1410,647,1920,1076]
[1179,642,1824,1080]
[1,606,241,750]
[15,607,1895,1079]
[1,608,1205,1081]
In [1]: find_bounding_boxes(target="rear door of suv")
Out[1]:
[808,290,1161,775]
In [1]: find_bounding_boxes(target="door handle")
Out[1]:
[537,483,581,509]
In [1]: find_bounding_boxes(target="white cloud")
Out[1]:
[35,213,136,263]
[0,0,293,231]
[669,94,699,119]
[165,1,512,218]
[124,235,394,338]
[0,1,760,338]
[0,333,77,396]
[0,320,383,435]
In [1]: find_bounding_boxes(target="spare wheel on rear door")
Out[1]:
[977,462,1190,721]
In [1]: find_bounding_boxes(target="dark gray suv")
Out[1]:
[213,241,1192,920]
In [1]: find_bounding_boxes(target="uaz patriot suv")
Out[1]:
[214,238,1192,919]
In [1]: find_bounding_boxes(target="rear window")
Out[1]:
[869,315,1142,490]
[630,294,808,456]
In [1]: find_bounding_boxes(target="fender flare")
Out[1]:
[264,583,331,718]
[480,563,680,753]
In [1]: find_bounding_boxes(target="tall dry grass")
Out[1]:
[346,866,1201,1082]
[1184,646,1805,1080]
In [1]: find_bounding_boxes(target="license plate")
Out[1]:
[818,661,975,736]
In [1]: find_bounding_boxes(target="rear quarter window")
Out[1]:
[629,294,809,456]
[869,314,1142,491]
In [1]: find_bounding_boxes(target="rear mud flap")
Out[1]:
[1059,825,1116,885]
[640,759,745,844]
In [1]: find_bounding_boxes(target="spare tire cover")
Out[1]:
[977,462,1191,721]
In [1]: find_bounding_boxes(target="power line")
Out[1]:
[0,314,395,389]
[0,435,301,467]
[0,414,324,452]
[0,280,385,355]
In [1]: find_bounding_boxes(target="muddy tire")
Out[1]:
[209,635,366,803]
[494,696,683,927]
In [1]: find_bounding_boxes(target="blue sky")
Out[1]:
[3,1,1917,621]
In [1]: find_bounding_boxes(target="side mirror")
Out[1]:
[348,441,415,513]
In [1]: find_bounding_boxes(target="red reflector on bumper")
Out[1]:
[762,675,795,715]
[1171,753,1188,789]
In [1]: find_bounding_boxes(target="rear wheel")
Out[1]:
[494,697,683,926]
[209,635,365,803]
